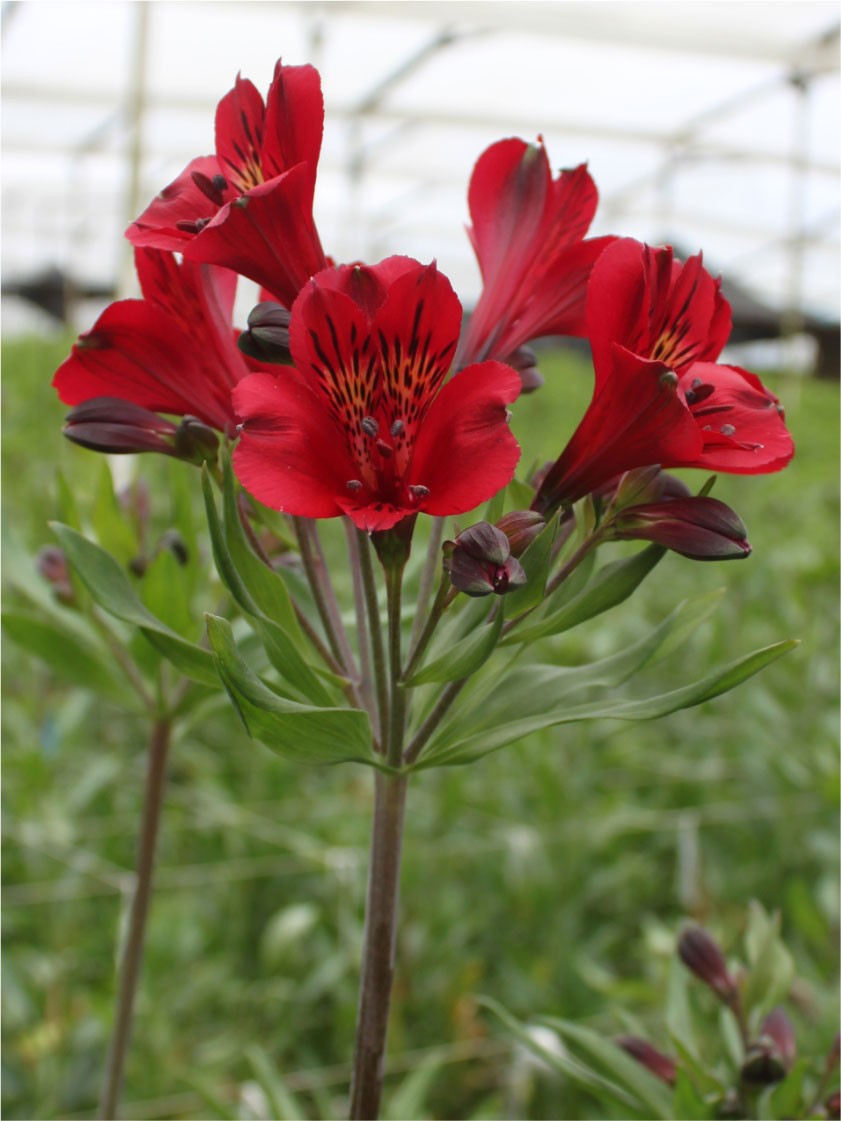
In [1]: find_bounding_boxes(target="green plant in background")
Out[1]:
[2,51,836,1121]
[485,904,839,1121]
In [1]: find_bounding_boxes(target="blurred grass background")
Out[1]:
[2,336,838,1120]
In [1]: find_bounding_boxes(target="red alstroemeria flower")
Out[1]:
[127,61,328,305]
[53,248,257,437]
[456,137,615,368]
[533,239,794,513]
[233,257,522,533]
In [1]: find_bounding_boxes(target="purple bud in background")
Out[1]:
[238,302,293,364]
[36,545,74,604]
[496,510,546,556]
[616,1036,677,1085]
[609,496,750,561]
[678,925,739,1003]
[741,1007,797,1085]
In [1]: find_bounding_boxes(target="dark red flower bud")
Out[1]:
[36,545,74,604]
[827,1033,840,1074]
[63,398,180,456]
[444,522,527,597]
[504,345,544,393]
[173,416,220,466]
[496,510,546,556]
[238,302,293,364]
[825,1090,841,1120]
[609,496,750,561]
[616,1036,676,1085]
[678,925,739,1003]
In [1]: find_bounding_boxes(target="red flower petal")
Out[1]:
[52,299,233,431]
[127,155,230,251]
[677,362,794,473]
[460,139,605,364]
[184,166,328,304]
[587,239,732,379]
[534,346,701,510]
[410,361,522,517]
[261,61,324,196]
[214,73,267,192]
[232,371,354,518]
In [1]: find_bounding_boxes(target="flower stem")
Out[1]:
[409,516,445,651]
[384,565,406,769]
[357,531,389,750]
[99,716,172,1119]
[295,517,359,682]
[402,575,452,683]
[349,771,409,1120]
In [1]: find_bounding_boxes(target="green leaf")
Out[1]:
[220,455,304,641]
[505,544,665,645]
[404,607,503,686]
[503,513,559,617]
[141,548,194,637]
[478,996,642,1113]
[206,615,377,767]
[50,522,219,686]
[91,460,136,565]
[742,902,795,1016]
[540,1016,674,1119]
[420,639,798,768]
[2,609,133,703]
[429,592,727,756]
[202,471,336,706]
[55,469,82,530]
[245,1046,307,1121]
[383,1055,444,1121]
[672,1069,713,1121]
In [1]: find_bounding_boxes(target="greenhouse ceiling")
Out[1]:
[2,0,839,333]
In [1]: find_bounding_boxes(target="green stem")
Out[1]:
[544,533,600,598]
[99,716,172,1119]
[358,531,389,751]
[295,518,359,681]
[384,565,407,770]
[408,517,445,651]
[402,576,452,683]
[403,677,468,766]
[345,520,375,726]
[348,771,409,1121]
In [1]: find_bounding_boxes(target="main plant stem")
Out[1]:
[99,716,171,1119]
[348,771,409,1120]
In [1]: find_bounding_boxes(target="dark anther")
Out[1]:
[191,170,227,207]
[390,419,405,437]
[175,217,210,234]
[212,173,228,193]
[409,485,430,500]
[691,377,703,388]
[346,479,363,492]
[376,440,393,458]
[361,416,379,437]
[720,424,736,436]
[659,371,679,389]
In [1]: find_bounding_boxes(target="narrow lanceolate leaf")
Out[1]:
[404,607,503,686]
[539,1017,674,1120]
[435,591,725,749]
[420,639,797,768]
[206,615,378,767]
[220,454,304,641]
[202,472,335,705]
[478,996,642,1113]
[504,544,665,645]
[49,522,219,686]
[2,609,135,704]
[503,512,558,617]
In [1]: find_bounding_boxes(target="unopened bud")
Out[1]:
[609,496,750,561]
[173,416,219,466]
[504,345,543,393]
[63,398,179,456]
[678,925,739,1004]
[238,302,293,364]
[825,1090,841,1120]
[444,522,527,597]
[36,545,74,604]
[616,1036,676,1085]
[496,510,545,557]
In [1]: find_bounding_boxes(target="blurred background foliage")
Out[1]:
[2,337,838,1120]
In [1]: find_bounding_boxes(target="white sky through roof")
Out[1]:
[2,0,839,333]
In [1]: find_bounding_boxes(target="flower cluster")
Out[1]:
[53,57,794,558]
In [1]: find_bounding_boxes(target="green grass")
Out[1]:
[2,337,838,1120]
